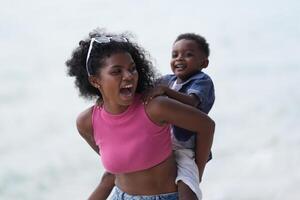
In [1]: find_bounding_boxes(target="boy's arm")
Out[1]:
[162,85,200,107]
[146,85,200,107]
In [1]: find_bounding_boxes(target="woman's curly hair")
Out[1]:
[66,28,157,100]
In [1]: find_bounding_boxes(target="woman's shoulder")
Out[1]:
[144,96,175,125]
[146,95,178,112]
[76,106,94,138]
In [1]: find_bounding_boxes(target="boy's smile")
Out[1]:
[171,39,208,83]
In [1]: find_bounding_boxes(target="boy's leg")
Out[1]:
[178,181,198,200]
[195,133,213,182]
[174,149,202,200]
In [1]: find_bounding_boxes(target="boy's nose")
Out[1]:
[176,54,184,61]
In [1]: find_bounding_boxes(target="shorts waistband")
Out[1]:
[111,186,178,200]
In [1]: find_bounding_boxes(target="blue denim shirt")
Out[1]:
[161,71,215,155]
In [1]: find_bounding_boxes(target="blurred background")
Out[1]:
[1,0,299,199]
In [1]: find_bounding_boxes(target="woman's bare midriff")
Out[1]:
[115,155,177,195]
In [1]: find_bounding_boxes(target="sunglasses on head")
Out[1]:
[86,36,128,76]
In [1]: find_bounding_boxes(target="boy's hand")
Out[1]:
[143,85,168,104]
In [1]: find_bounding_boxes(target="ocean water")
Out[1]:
[1,0,299,199]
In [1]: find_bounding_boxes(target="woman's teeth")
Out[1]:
[120,84,134,96]
[123,84,133,88]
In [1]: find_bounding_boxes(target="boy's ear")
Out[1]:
[88,76,101,89]
[201,59,209,69]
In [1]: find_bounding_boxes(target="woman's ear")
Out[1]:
[88,76,101,89]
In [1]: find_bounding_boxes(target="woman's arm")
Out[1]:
[87,172,115,200]
[146,96,215,179]
[149,93,212,180]
[146,96,215,133]
[76,107,115,200]
[76,107,99,153]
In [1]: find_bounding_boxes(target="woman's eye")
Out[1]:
[130,66,137,73]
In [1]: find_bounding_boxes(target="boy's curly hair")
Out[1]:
[175,33,210,57]
[66,28,156,100]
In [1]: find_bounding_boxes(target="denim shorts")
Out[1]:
[111,186,178,200]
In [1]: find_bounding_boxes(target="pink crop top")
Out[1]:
[92,95,172,174]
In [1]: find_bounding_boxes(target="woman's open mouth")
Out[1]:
[120,84,134,98]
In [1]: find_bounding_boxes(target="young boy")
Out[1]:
[149,33,215,200]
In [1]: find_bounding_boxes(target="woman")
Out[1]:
[65,29,215,200]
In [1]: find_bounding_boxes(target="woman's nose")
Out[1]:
[123,70,133,80]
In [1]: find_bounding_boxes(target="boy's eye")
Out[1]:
[186,52,194,57]
[171,52,178,58]
[111,69,121,74]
